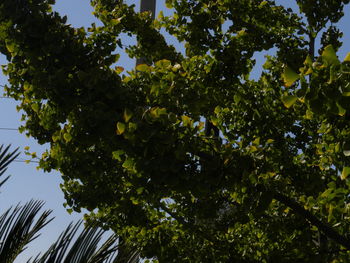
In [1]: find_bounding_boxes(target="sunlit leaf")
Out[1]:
[343,141,350,157]
[31,103,39,113]
[282,95,298,108]
[112,150,124,161]
[282,66,299,87]
[341,166,350,180]
[321,45,340,66]
[116,122,126,135]
[344,52,350,62]
[115,66,124,74]
[123,108,133,123]
[136,64,150,72]
[63,133,72,142]
[155,59,171,69]
[336,103,346,116]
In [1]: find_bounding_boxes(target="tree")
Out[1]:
[0,145,139,262]
[1,0,350,261]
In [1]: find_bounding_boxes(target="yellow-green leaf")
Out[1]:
[165,0,173,8]
[336,103,346,116]
[122,158,134,170]
[158,10,164,19]
[305,109,313,120]
[344,52,350,62]
[234,94,241,103]
[5,40,15,53]
[155,59,171,69]
[116,122,126,135]
[259,1,268,8]
[266,139,274,144]
[322,45,340,66]
[31,103,40,113]
[112,150,124,161]
[252,137,260,146]
[327,204,334,222]
[304,55,313,66]
[115,66,124,74]
[341,166,350,180]
[136,64,150,72]
[150,107,167,118]
[282,66,299,87]
[343,141,350,156]
[282,95,298,108]
[335,143,341,153]
[181,115,192,127]
[123,108,133,123]
[63,133,72,142]
[172,63,181,72]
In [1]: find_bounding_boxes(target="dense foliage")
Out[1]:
[1,0,350,261]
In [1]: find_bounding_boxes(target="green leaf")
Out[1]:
[158,10,164,19]
[344,52,350,62]
[234,94,241,104]
[136,187,144,194]
[116,122,126,135]
[214,106,221,115]
[165,0,173,8]
[341,166,350,180]
[67,208,73,214]
[266,139,274,144]
[112,150,124,161]
[336,103,346,116]
[122,158,134,170]
[181,115,192,127]
[5,40,15,53]
[150,107,167,118]
[115,66,124,74]
[304,55,313,66]
[136,64,150,72]
[343,141,350,156]
[31,103,40,113]
[282,66,299,87]
[123,108,133,123]
[155,59,171,69]
[321,45,340,66]
[282,95,298,108]
[63,133,72,142]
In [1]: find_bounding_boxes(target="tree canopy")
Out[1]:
[1,0,350,261]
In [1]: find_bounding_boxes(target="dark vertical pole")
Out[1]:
[136,0,156,66]
[140,0,156,19]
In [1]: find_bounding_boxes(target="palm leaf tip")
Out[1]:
[28,221,130,263]
[0,200,53,262]
[0,144,20,179]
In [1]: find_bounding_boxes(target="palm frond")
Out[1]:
[0,200,53,263]
[0,144,19,187]
[27,220,137,263]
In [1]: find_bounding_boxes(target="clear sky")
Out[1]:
[0,1,349,261]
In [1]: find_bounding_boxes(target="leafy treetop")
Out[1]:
[1,0,350,262]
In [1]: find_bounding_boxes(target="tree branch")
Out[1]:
[273,191,350,250]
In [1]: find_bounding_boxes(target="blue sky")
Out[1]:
[0,0,349,261]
